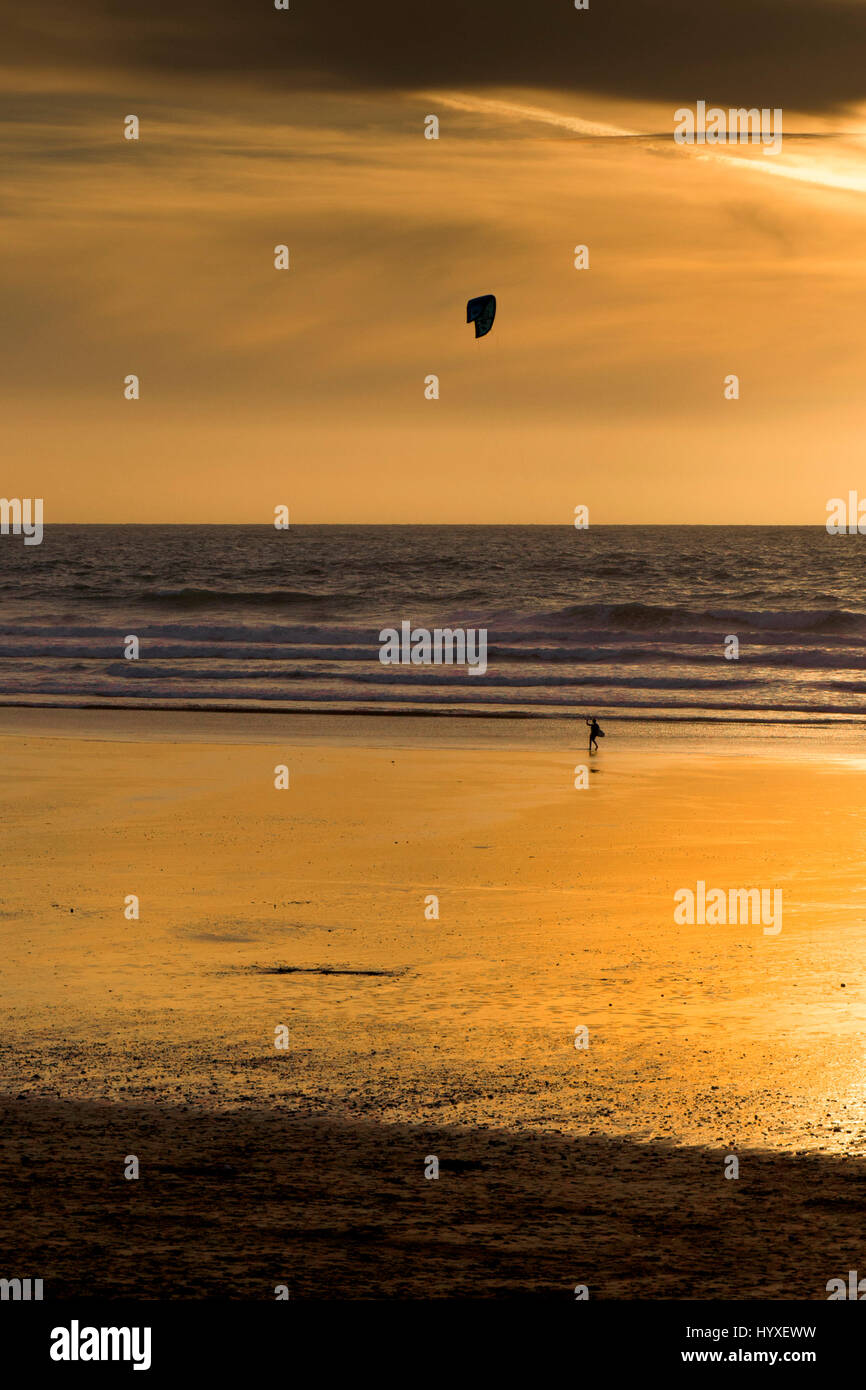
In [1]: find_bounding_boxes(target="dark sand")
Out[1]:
[2,1097,862,1300]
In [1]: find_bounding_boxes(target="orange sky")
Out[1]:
[5,6,866,521]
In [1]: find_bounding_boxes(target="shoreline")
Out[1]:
[0,699,864,725]
[1,704,865,752]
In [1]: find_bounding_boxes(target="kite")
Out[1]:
[466,294,496,339]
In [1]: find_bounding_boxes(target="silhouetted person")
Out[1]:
[586,717,604,753]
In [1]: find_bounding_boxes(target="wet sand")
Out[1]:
[2,709,866,1297]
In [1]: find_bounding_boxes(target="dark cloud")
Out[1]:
[5,0,866,114]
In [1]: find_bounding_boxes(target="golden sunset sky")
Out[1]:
[4,0,866,522]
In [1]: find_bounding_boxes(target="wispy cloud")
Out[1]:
[719,145,866,195]
[431,90,866,196]
[426,92,636,139]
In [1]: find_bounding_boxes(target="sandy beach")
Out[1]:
[7,0,866,1335]
[2,709,866,1298]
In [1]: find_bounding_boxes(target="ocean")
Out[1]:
[2,523,866,721]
